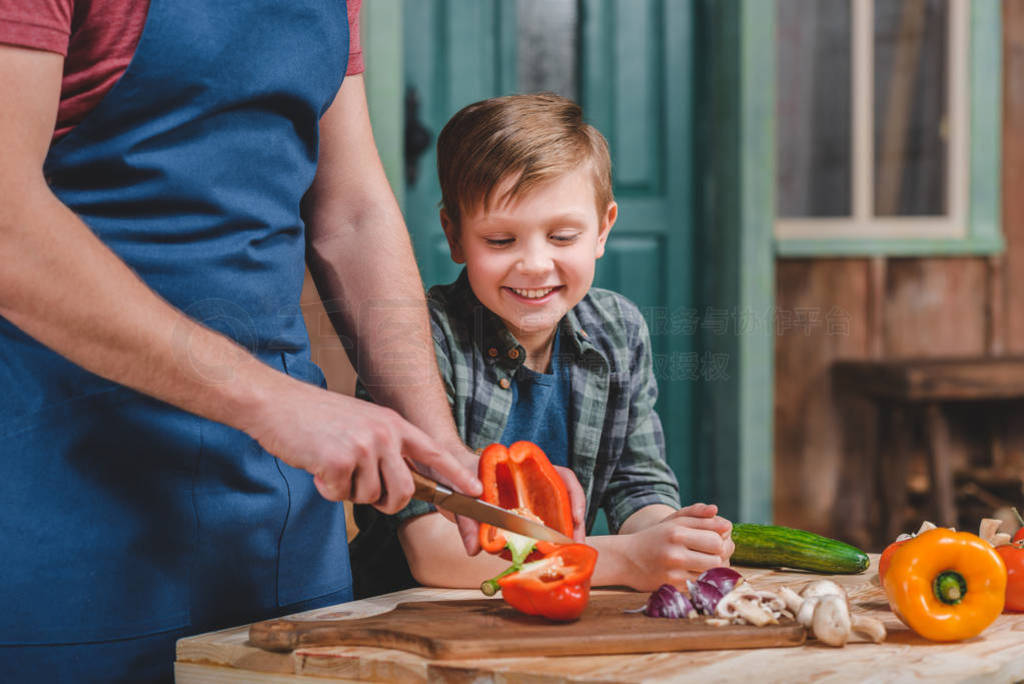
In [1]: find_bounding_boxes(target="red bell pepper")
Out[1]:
[497,543,598,621]
[477,441,574,560]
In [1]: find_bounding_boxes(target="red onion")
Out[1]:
[697,567,743,595]
[629,583,697,619]
[686,579,723,615]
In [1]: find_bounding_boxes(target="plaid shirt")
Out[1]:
[350,270,680,596]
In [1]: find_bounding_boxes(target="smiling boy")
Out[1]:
[351,93,734,596]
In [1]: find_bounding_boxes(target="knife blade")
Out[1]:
[410,470,574,544]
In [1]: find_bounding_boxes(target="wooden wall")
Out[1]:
[773,1,1024,551]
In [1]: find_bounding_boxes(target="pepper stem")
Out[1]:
[933,570,968,605]
[1013,507,1024,529]
[481,566,518,596]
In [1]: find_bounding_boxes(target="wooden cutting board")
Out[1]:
[248,593,805,660]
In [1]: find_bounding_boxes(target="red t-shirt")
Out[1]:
[0,0,363,141]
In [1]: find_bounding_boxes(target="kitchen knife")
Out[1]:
[410,470,574,544]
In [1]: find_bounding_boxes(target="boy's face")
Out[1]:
[442,166,617,347]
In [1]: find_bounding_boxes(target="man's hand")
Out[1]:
[434,456,585,554]
[431,440,484,556]
[243,377,481,515]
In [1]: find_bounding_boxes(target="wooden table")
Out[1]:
[176,557,1024,683]
[833,356,1024,546]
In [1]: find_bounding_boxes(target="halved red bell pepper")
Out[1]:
[497,543,598,621]
[477,441,574,561]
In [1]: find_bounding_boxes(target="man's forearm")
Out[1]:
[0,186,285,434]
[306,201,458,444]
[302,73,461,454]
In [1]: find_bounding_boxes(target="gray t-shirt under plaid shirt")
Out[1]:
[349,269,680,597]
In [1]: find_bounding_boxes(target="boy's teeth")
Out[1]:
[511,287,554,299]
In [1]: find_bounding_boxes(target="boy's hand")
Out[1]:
[554,466,587,542]
[621,504,735,591]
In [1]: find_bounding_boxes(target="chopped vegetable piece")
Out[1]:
[632,584,697,619]
[686,579,723,615]
[697,567,743,595]
[497,543,598,621]
[477,442,574,562]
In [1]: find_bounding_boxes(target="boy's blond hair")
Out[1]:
[436,92,613,230]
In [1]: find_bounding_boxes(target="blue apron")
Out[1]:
[0,0,351,679]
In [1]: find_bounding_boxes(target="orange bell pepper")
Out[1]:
[882,528,1006,642]
[497,543,598,621]
[477,441,574,560]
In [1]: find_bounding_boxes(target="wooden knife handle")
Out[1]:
[410,469,442,504]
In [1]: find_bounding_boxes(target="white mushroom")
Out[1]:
[850,615,887,643]
[783,580,887,646]
[796,596,819,628]
[980,518,1003,545]
[755,590,788,615]
[992,533,1013,547]
[716,589,777,627]
[779,585,803,614]
[811,594,851,647]
[800,579,847,602]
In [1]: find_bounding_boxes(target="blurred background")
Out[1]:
[304,0,1024,551]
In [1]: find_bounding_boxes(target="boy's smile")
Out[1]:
[442,166,617,368]
[505,285,562,301]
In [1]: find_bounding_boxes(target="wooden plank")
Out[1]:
[883,258,987,358]
[986,255,1006,355]
[924,403,957,528]
[833,356,1024,401]
[878,402,915,543]
[867,257,886,358]
[774,259,869,539]
[175,663,342,684]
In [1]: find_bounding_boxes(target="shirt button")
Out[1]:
[508,348,520,360]
[580,329,589,339]
[488,347,499,357]
[498,377,511,389]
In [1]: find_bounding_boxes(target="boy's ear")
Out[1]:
[440,209,465,264]
[594,201,618,260]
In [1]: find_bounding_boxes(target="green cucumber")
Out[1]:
[730,523,869,574]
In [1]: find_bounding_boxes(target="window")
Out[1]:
[516,0,579,101]
[774,0,1002,256]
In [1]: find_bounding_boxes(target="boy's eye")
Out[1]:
[551,232,580,243]
[484,237,514,247]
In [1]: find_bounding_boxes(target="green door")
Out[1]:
[403,0,697,513]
